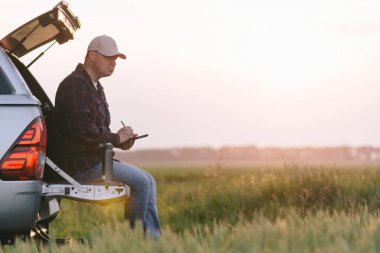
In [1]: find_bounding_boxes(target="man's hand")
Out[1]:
[117,126,134,143]
[120,138,135,150]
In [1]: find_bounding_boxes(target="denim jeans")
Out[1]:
[73,160,160,238]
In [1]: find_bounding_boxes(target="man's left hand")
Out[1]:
[120,137,135,150]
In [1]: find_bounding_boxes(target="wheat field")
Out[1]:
[3,164,380,252]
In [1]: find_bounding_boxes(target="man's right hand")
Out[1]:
[117,126,134,143]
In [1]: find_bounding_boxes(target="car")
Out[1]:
[0,1,80,244]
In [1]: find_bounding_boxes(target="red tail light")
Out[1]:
[0,117,46,180]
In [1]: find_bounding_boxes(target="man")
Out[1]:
[51,35,160,238]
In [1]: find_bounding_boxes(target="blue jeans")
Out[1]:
[73,160,160,238]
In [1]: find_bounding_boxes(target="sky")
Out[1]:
[2,0,380,149]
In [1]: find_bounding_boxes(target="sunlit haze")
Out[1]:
[2,0,380,149]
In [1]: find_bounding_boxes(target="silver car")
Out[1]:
[0,2,80,244]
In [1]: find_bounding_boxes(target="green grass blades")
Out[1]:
[4,164,380,252]
[5,210,380,253]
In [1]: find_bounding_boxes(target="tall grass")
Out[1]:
[156,165,380,231]
[4,209,380,253]
[3,164,380,252]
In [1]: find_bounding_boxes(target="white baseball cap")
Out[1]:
[87,35,126,59]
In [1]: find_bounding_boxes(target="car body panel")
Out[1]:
[0,181,42,232]
[0,1,80,58]
[0,95,40,105]
[0,106,41,162]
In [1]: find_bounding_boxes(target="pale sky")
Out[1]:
[2,0,380,149]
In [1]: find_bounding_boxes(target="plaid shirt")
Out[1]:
[51,63,120,176]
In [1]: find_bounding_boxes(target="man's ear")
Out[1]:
[88,51,96,61]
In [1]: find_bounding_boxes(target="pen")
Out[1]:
[121,120,125,127]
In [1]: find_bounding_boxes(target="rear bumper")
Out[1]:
[0,180,42,233]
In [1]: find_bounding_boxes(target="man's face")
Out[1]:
[92,51,118,78]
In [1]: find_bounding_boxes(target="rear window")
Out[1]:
[0,67,14,94]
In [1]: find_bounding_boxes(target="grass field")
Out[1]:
[3,163,380,252]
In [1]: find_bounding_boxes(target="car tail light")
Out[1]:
[0,117,46,180]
